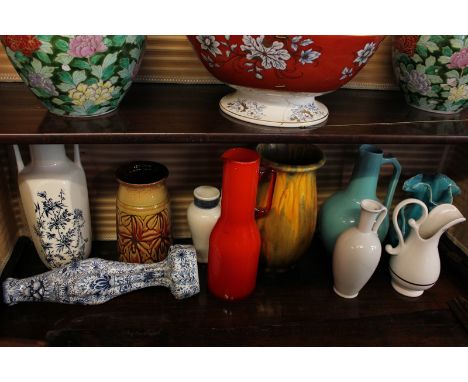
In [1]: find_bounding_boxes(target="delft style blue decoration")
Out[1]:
[34,189,88,268]
[388,174,461,246]
[2,245,199,305]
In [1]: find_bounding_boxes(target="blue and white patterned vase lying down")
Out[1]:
[13,144,92,269]
[2,245,199,305]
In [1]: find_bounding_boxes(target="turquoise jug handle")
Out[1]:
[381,155,401,210]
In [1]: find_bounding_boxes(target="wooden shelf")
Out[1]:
[0,82,467,145]
[1,237,467,346]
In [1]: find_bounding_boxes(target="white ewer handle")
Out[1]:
[372,206,388,233]
[385,198,428,255]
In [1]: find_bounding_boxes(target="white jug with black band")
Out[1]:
[386,198,465,297]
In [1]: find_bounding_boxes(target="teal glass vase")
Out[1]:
[318,144,401,253]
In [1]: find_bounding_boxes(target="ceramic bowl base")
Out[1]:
[391,280,424,297]
[408,103,462,115]
[51,107,118,119]
[220,86,329,128]
[333,286,358,299]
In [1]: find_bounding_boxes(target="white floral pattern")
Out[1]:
[226,98,266,119]
[290,103,327,122]
[299,49,321,65]
[241,35,291,70]
[340,66,354,80]
[196,35,221,57]
[354,42,377,66]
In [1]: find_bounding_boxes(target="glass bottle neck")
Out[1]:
[220,162,258,222]
[346,151,382,198]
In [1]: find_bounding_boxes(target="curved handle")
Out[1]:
[385,198,428,255]
[12,145,24,173]
[255,166,276,219]
[382,155,401,210]
[372,206,388,233]
[73,144,83,169]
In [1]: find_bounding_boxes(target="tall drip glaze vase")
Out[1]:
[13,144,92,269]
[256,143,325,270]
[208,148,276,300]
[319,144,401,254]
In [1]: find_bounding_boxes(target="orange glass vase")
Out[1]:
[208,148,276,300]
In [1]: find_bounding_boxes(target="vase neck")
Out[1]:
[358,199,386,233]
[29,145,68,166]
[346,145,383,198]
[219,149,259,223]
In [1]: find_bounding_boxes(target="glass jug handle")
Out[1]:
[382,155,401,211]
[255,167,277,219]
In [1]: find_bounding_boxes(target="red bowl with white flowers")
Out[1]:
[188,35,384,127]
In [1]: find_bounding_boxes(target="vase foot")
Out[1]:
[333,286,358,299]
[220,86,328,128]
[391,280,424,297]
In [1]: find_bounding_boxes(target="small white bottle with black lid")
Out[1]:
[187,186,221,263]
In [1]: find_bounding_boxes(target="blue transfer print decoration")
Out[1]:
[3,245,200,305]
[33,189,88,268]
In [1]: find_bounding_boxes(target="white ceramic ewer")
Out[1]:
[386,198,465,297]
[333,199,387,298]
[13,144,92,269]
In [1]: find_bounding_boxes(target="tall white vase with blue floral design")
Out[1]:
[13,144,92,269]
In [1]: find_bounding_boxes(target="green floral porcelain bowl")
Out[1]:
[392,35,468,114]
[1,35,145,117]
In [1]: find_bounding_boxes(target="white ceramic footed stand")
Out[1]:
[220,85,329,128]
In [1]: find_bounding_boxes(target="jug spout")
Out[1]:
[419,204,466,242]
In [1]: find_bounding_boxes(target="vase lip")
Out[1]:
[116,161,169,186]
[361,199,385,213]
[359,144,383,155]
[222,147,259,164]
[256,143,325,172]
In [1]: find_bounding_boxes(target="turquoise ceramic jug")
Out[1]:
[319,144,401,253]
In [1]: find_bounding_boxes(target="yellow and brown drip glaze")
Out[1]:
[256,144,325,270]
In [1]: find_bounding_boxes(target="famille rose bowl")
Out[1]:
[1,35,145,117]
[188,35,384,128]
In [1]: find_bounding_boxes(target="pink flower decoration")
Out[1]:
[68,35,107,58]
[448,47,468,69]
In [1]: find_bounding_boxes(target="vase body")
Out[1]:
[386,199,465,297]
[187,186,221,263]
[208,148,275,300]
[392,35,468,114]
[319,144,401,253]
[388,173,461,246]
[116,161,172,263]
[14,144,92,269]
[256,143,325,270]
[1,35,145,117]
[188,35,384,127]
[333,199,387,298]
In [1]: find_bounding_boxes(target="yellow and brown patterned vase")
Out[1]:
[256,144,325,271]
[116,161,172,263]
